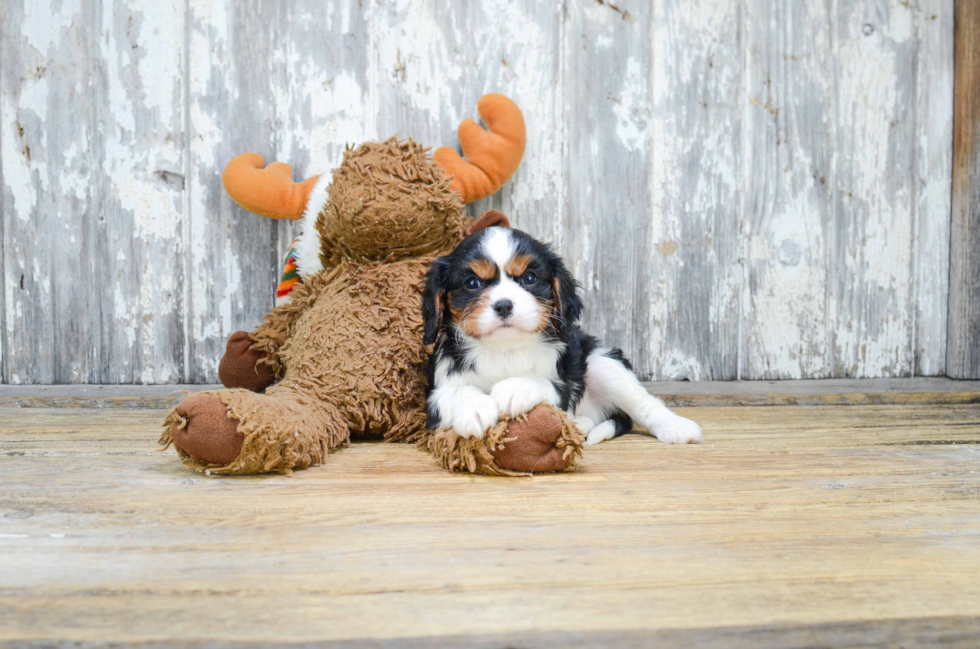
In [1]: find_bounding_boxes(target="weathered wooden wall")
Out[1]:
[949,0,980,379]
[0,0,957,384]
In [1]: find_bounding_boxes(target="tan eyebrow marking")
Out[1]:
[470,258,498,281]
[504,254,534,278]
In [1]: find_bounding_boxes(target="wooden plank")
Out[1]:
[1,0,93,383]
[914,0,954,376]
[184,1,281,383]
[1,404,979,644]
[1,0,186,383]
[742,0,836,379]
[95,0,187,384]
[371,1,564,238]
[948,0,980,378]
[0,2,5,387]
[648,379,980,407]
[644,0,743,380]
[15,616,965,649]
[832,1,917,377]
[2,621,979,649]
[0,384,220,409]
[3,378,980,409]
[562,0,652,374]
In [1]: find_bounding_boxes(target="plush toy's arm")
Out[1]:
[248,298,309,377]
[246,268,329,377]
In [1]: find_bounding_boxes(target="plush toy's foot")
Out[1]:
[426,404,584,476]
[218,331,277,392]
[166,393,244,465]
[491,406,575,473]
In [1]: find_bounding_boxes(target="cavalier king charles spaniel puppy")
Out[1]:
[422,225,703,446]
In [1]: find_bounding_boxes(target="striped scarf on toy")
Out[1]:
[276,238,301,304]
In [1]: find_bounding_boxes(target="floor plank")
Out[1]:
[1,405,979,646]
[2,377,979,409]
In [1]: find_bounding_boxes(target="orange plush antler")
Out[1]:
[433,94,526,204]
[222,153,320,220]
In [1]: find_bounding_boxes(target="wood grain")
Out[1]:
[742,0,836,379]
[2,378,979,409]
[1,403,979,644]
[646,0,743,381]
[26,616,968,649]
[833,2,917,378]
[949,0,980,378]
[1,0,186,383]
[915,0,954,377]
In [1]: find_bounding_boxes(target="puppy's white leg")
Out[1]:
[585,351,703,444]
[571,392,605,437]
[431,386,499,439]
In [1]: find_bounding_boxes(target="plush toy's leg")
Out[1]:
[161,387,350,475]
[425,404,584,476]
[218,331,278,392]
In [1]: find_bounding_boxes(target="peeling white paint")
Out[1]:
[22,0,82,54]
[612,58,650,153]
[375,0,462,125]
[659,349,704,381]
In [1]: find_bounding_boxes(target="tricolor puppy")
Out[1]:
[422,225,703,445]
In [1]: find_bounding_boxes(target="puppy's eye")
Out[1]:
[465,277,482,290]
[522,272,538,286]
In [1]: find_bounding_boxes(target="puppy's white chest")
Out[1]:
[467,341,562,391]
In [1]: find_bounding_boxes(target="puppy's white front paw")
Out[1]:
[653,415,703,444]
[451,395,500,439]
[490,377,548,417]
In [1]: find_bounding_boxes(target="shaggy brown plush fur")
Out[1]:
[161,137,584,476]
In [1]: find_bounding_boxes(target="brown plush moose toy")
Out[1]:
[160,94,584,476]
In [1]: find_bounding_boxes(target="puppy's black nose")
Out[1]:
[493,300,514,319]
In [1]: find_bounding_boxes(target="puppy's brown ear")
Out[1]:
[465,210,510,236]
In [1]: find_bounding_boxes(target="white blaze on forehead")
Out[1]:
[473,227,546,336]
[480,227,516,271]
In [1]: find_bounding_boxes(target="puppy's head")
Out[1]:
[423,226,582,345]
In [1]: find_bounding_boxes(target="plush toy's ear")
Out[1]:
[465,210,510,236]
[433,94,526,204]
[550,254,583,331]
[222,153,320,220]
[422,257,452,345]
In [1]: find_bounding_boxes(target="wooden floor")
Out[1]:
[2,397,980,647]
